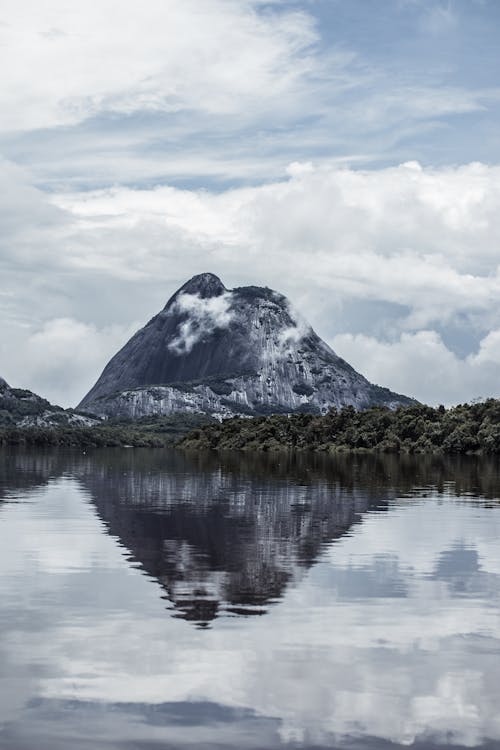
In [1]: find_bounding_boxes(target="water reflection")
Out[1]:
[0,448,500,749]
[80,452,393,625]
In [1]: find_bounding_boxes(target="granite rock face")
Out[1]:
[79,273,415,419]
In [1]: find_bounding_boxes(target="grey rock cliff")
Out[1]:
[79,273,415,419]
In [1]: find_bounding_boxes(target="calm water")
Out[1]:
[1,449,500,750]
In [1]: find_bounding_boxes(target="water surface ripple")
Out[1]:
[1,449,500,749]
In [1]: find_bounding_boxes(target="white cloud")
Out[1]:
[0,0,319,133]
[168,292,234,355]
[50,161,500,327]
[332,328,500,405]
[471,328,500,367]
[0,318,137,407]
[1,0,499,191]
[277,301,313,351]
[3,159,500,405]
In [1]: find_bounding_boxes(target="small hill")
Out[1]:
[0,377,97,428]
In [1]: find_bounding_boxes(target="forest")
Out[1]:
[178,400,500,454]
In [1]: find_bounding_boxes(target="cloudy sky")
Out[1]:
[1,0,500,406]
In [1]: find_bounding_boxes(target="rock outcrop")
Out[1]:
[0,378,98,428]
[79,273,415,419]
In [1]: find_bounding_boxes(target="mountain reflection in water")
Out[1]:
[82,452,394,624]
[1,448,500,750]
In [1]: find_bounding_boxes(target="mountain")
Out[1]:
[79,273,415,419]
[0,377,97,428]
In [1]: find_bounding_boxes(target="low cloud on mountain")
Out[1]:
[168,292,235,355]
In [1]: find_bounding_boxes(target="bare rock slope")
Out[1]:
[79,273,414,419]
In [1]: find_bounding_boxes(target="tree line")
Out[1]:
[178,400,500,454]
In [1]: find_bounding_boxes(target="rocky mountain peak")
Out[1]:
[79,273,415,417]
[0,376,9,389]
[166,272,226,308]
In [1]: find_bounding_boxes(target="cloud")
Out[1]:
[2,159,500,405]
[0,318,137,407]
[2,0,500,190]
[0,0,319,134]
[49,161,500,328]
[168,292,234,355]
[277,301,313,351]
[332,329,500,405]
[0,158,68,271]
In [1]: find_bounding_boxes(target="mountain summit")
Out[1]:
[79,273,414,418]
